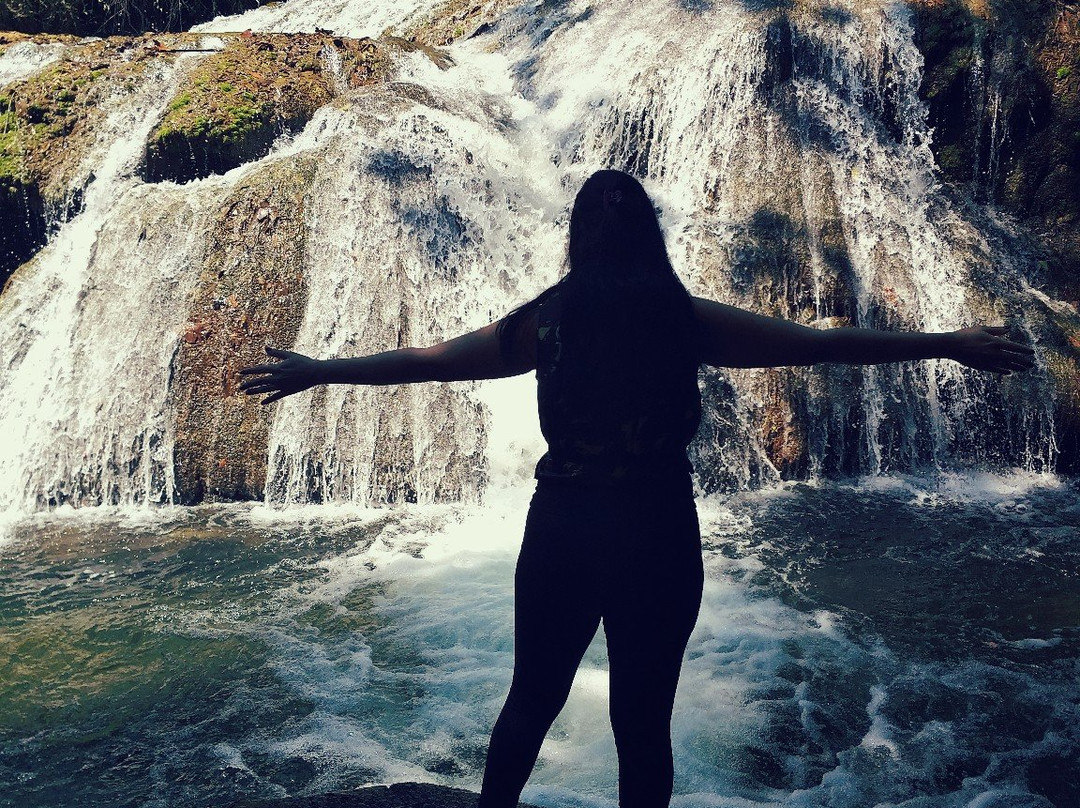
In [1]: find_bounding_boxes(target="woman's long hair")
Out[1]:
[498,169,698,369]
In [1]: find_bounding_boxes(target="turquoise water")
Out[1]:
[1,474,1078,807]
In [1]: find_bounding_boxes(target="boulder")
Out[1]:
[143,33,393,185]
[170,157,315,503]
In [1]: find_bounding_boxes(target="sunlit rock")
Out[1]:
[170,157,315,503]
[143,33,395,184]
[0,33,155,283]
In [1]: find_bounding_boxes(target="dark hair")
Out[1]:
[498,169,695,357]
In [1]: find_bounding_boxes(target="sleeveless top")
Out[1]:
[534,291,702,485]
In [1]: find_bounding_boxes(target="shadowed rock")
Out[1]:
[229,782,539,808]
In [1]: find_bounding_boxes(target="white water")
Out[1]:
[47,468,1058,807]
[192,0,444,37]
[0,53,215,511]
[0,0,1058,513]
[0,40,65,87]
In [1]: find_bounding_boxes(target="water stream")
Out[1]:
[0,1,1076,805]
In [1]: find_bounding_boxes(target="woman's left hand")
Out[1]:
[239,347,323,403]
[947,326,1037,375]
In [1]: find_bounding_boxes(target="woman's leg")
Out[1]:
[478,486,603,808]
[604,491,703,808]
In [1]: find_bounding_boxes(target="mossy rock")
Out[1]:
[403,0,518,47]
[0,33,155,285]
[143,33,400,184]
[1024,292,1080,473]
[909,1,1080,291]
[0,29,77,57]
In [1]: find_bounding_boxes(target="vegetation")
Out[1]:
[0,0,265,36]
[143,33,392,183]
[0,35,156,284]
[910,0,1080,302]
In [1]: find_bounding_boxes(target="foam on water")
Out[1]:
[2,470,1077,805]
[192,0,442,37]
[0,40,66,87]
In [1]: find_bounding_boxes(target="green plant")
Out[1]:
[168,92,192,111]
[1056,66,1072,81]
[0,112,24,179]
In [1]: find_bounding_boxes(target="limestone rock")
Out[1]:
[143,33,391,185]
[170,157,315,503]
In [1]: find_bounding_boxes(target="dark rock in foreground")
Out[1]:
[230,782,539,808]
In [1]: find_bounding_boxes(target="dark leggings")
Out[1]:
[478,478,704,808]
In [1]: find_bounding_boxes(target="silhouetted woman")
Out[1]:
[240,169,1034,807]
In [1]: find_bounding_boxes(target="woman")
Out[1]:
[239,169,1035,807]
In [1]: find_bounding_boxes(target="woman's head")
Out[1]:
[567,169,675,283]
[497,169,693,359]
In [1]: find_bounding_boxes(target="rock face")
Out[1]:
[143,33,391,184]
[0,33,152,285]
[911,0,1080,297]
[170,157,315,504]
[909,0,1080,471]
[403,0,519,47]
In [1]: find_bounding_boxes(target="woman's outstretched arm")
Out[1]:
[693,298,1036,373]
[239,314,538,404]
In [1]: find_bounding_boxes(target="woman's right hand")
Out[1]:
[947,326,1037,375]
[239,347,323,404]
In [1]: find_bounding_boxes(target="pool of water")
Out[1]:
[1,472,1078,807]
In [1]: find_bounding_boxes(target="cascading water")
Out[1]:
[1,2,1077,807]
[0,0,1058,510]
[0,51,216,511]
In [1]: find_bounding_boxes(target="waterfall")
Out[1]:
[0,53,213,510]
[0,0,1060,514]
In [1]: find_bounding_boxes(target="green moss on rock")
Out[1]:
[0,33,153,285]
[143,33,393,184]
[909,0,1080,297]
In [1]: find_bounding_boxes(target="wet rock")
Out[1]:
[230,782,539,808]
[143,33,393,185]
[170,158,315,504]
[0,33,149,285]
[909,0,1080,299]
[1025,291,1080,473]
[403,0,519,47]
